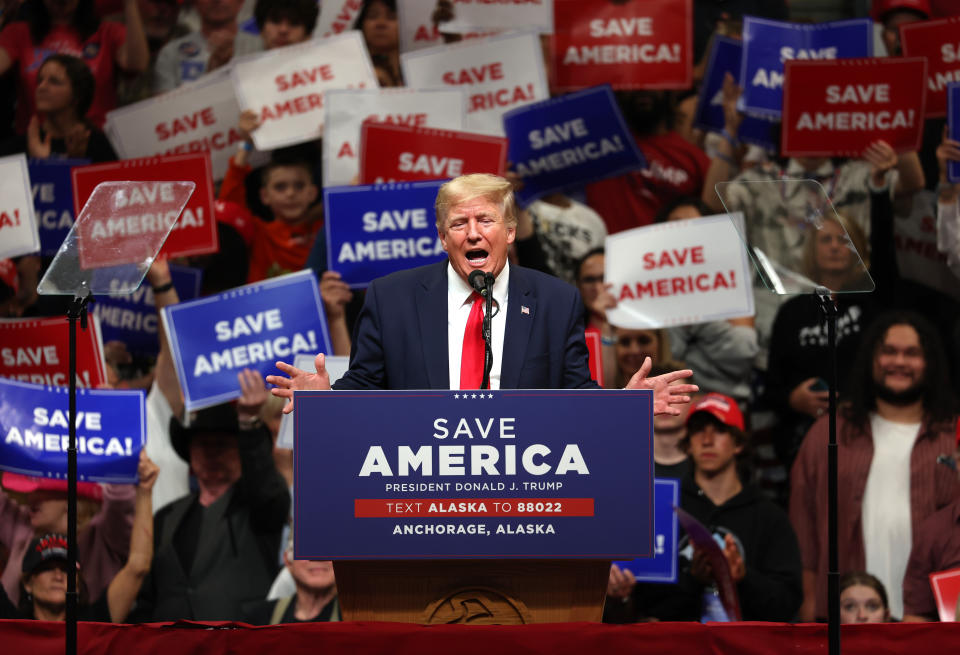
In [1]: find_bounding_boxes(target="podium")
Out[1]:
[293,389,655,624]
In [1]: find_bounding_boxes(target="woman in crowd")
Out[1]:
[0,467,134,607]
[354,0,401,86]
[839,571,891,624]
[1,53,117,160]
[0,0,148,132]
[0,452,158,622]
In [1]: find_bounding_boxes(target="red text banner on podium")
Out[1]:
[551,0,692,92]
[72,153,217,260]
[0,316,107,388]
[781,57,927,157]
[293,389,653,559]
[359,123,508,184]
[900,16,960,118]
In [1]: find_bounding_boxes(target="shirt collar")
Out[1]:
[447,261,510,307]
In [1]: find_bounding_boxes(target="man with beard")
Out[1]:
[790,311,960,621]
[584,91,711,234]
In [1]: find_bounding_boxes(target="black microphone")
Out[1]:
[468,270,488,295]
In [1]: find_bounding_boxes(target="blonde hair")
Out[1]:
[801,211,870,285]
[434,173,518,232]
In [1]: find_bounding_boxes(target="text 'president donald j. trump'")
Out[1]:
[269,173,696,413]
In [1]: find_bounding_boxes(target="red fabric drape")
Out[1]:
[2,620,960,655]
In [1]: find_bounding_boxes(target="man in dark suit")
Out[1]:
[269,173,695,413]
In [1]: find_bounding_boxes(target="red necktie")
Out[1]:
[459,292,485,389]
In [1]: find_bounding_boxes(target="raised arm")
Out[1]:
[115,0,150,72]
[107,451,158,622]
[702,73,745,214]
[146,259,184,417]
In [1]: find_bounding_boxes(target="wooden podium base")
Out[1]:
[334,559,611,624]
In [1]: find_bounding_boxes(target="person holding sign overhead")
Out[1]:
[269,173,697,414]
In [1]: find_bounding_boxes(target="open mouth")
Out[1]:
[466,249,489,267]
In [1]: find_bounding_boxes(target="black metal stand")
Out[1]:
[815,288,839,655]
[66,291,91,655]
[480,293,494,390]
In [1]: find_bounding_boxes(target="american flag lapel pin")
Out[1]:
[521,305,530,315]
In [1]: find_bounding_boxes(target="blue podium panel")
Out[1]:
[294,389,654,560]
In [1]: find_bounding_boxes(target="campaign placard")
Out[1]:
[930,567,960,622]
[901,16,960,118]
[551,0,692,92]
[359,123,507,184]
[0,316,108,388]
[894,190,960,302]
[28,158,89,256]
[275,353,350,450]
[313,0,363,40]
[162,270,331,411]
[397,0,442,52]
[232,31,377,151]
[949,83,960,183]
[693,36,779,152]
[0,154,40,260]
[293,389,654,559]
[604,213,754,329]
[323,88,465,188]
[781,57,927,157]
[324,181,447,288]
[739,17,873,119]
[613,478,679,584]
[503,85,645,205]
[73,153,217,260]
[105,67,246,182]
[0,377,145,483]
[401,31,549,136]
[441,0,553,35]
[93,265,202,357]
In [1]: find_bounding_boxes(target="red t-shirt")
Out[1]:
[585,131,710,234]
[0,21,126,132]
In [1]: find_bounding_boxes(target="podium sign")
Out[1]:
[294,389,654,560]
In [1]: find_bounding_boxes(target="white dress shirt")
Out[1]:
[447,262,509,390]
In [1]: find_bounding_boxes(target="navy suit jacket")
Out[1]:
[333,261,598,390]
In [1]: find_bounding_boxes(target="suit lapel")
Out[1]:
[416,262,449,389]
[501,267,536,389]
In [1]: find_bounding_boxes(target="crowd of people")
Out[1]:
[1,0,960,628]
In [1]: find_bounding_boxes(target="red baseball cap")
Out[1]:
[871,0,932,21]
[2,472,104,502]
[685,393,745,432]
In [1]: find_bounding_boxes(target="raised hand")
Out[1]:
[137,450,159,492]
[266,353,332,414]
[625,357,698,416]
[237,367,269,419]
[26,115,52,158]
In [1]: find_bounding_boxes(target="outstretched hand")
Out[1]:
[266,353,332,414]
[625,357,697,415]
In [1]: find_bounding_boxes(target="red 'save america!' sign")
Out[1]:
[359,123,507,184]
[781,57,927,157]
[551,0,692,92]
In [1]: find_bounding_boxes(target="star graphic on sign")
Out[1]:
[471,393,477,399]
[488,393,494,398]
[453,393,459,399]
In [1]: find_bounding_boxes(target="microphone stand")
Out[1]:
[480,274,494,390]
[815,287,839,655]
